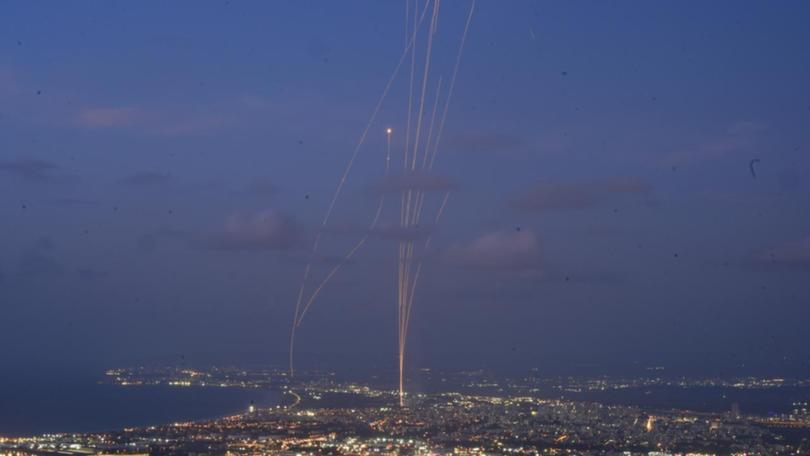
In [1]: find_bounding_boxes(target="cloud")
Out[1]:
[447,229,542,272]
[445,133,525,154]
[17,237,64,279]
[77,268,110,280]
[754,235,810,269]
[373,172,455,195]
[248,177,279,196]
[306,36,332,60]
[118,171,172,188]
[237,94,272,110]
[136,228,189,253]
[373,224,433,241]
[75,107,137,127]
[1,66,270,138]
[665,121,765,165]
[0,158,61,181]
[73,104,229,137]
[153,115,228,136]
[199,210,301,251]
[511,177,652,212]
[323,222,433,242]
[0,65,22,98]
[48,197,98,206]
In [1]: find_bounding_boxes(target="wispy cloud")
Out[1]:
[247,177,279,197]
[1,65,231,137]
[0,158,62,181]
[75,104,229,137]
[324,222,434,242]
[198,210,301,251]
[75,107,137,128]
[118,171,172,188]
[16,237,64,280]
[753,235,810,269]
[136,228,189,253]
[373,172,455,195]
[0,65,24,99]
[48,197,98,206]
[664,121,765,165]
[152,114,228,136]
[447,228,543,272]
[511,177,652,212]
[445,132,525,154]
[372,224,433,241]
[77,268,110,280]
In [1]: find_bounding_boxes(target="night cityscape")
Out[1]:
[2,1,810,455]
[2,366,810,455]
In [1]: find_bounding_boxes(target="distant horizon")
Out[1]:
[6,350,810,380]
[3,363,810,439]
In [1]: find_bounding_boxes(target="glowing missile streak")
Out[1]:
[289,0,433,377]
[397,0,475,407]
[296,129,393,326]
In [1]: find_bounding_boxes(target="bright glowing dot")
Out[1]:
[386,128,393,134]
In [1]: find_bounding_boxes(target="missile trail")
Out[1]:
[289,0,433,377]
[296,130,393,327]
[286,0,475,411]
[397,0,475,406]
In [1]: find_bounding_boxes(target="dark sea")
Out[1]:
[0,373,280,437]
